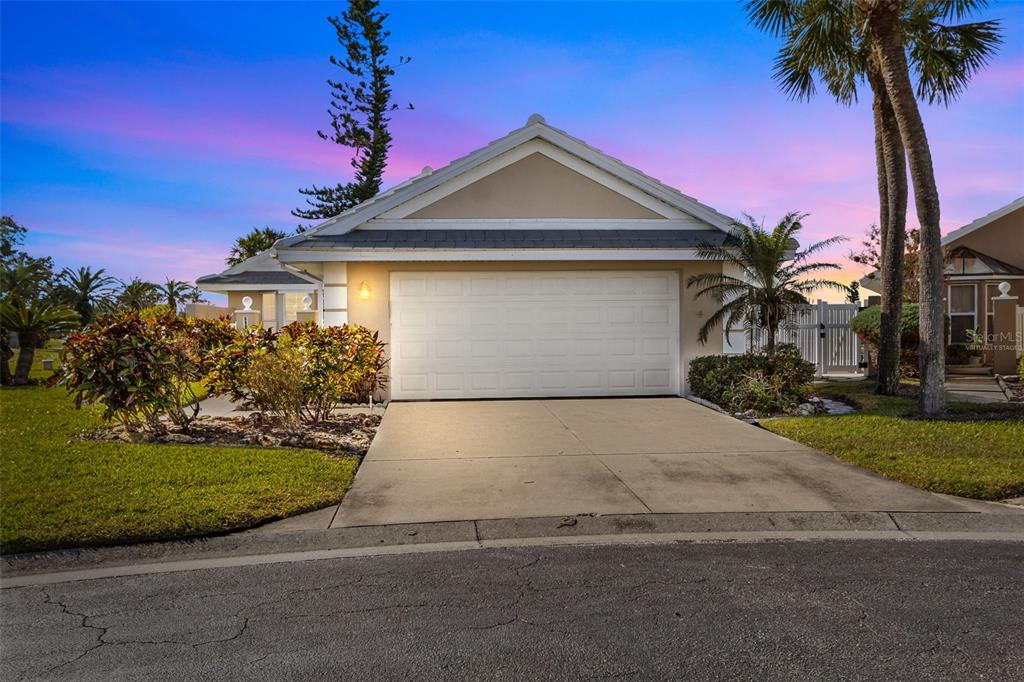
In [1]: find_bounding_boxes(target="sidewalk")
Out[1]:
[945,375,1008,404]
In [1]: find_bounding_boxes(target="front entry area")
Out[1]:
[333,398,966,527]
[388,270,680,400]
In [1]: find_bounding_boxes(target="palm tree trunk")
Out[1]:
[868,59,907,395]
[0,327,12,386]
[867,0,945,416]
[13,336,35,386]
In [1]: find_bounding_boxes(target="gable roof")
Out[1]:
[945,245,1024,277]
[941,195,1024,247]
[196,251,321,291]
[276,114,739,249]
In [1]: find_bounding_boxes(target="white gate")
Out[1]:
[733,301,862,376]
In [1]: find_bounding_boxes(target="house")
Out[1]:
[939,197,1024,347]
[860,196,1024,367]
[197,115,742,400]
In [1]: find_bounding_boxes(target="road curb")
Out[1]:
[4,528,1024,588]
[3,509,1023,585]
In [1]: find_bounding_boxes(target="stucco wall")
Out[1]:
[947,205,1024,268]
[407,153,664,219]
[345,260,725,398]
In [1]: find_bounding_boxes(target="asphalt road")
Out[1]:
[2,539,1022,681]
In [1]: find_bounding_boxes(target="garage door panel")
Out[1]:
[642,305,671,324]
[390,271,679,399]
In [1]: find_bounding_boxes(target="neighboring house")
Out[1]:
[861,195,1024,354]
[198,115,741,400]
[940,197,1024,347]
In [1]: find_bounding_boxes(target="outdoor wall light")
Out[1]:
[359,281,372,300]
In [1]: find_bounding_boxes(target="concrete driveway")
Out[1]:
[334,398,966,527]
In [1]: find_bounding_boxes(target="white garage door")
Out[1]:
[389,271,680,399]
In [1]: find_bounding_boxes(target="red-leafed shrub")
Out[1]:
[207,322,388,423]
[59,310,236,432]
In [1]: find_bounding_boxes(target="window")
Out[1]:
[948,284,977,343]
[985,283,1000,338]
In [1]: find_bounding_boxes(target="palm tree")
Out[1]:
[687,212,847,359]
[158,279,198,313]
[226,226,287,266]
[0,298,78,385]
[56,266,117,326]
[745,0,1001,409]
[1,254,53,301]
[860,0,995,413]
[115,278,161,312]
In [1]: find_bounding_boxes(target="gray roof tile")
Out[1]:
[196,271,313,285]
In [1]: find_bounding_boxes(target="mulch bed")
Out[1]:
[81,412,383,457]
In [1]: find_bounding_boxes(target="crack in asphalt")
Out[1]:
[37,587,256,673]
[40,588,109,674]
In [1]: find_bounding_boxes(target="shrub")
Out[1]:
[283,323,389,420]
[204,326,278,404]
[244,344,305,427]
[689,344,815,415]
[59,309,227,431]
[850,304,926,377]
[946,343,972,365]
[1019,353,1024,380]
[207,322,388,423]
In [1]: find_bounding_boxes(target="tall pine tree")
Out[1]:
[294,0,411,223]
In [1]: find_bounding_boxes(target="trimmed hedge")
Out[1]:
[850,304,924,377]
[689,344,815,416]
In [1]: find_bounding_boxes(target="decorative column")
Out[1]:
[991,281,1019,376]
[322,263,348,326]
[232,295,262,331]
[295,294,317,324]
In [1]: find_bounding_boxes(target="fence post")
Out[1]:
[817,300,827,377]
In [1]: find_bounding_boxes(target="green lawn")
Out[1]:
[763,380,1024,500]
[1,379,358,554]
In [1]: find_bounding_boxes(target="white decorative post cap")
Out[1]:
[995,281,1012,298]
[240,296,254,311]
[301,295,312,312]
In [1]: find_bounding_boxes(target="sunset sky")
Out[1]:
[2,1,1022,303]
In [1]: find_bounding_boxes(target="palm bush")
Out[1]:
[0,298,78,385]
[687,212,847,357]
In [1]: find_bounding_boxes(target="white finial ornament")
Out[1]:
[241,296,254,311]
[526,113,546,125]
[301,295,313,311]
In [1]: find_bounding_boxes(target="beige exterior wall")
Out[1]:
[184,303,232,320]
[344,260,725,398]
[407,153,664,219]
[946,205,1024,269]
[227,291,263,329]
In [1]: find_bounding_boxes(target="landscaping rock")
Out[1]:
[161,433,202,445]
[82,413,381,457]
[820,398,856,415]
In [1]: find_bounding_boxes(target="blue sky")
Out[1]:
[2,1,1022,296]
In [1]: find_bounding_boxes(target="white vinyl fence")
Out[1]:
[724,301,863,376]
